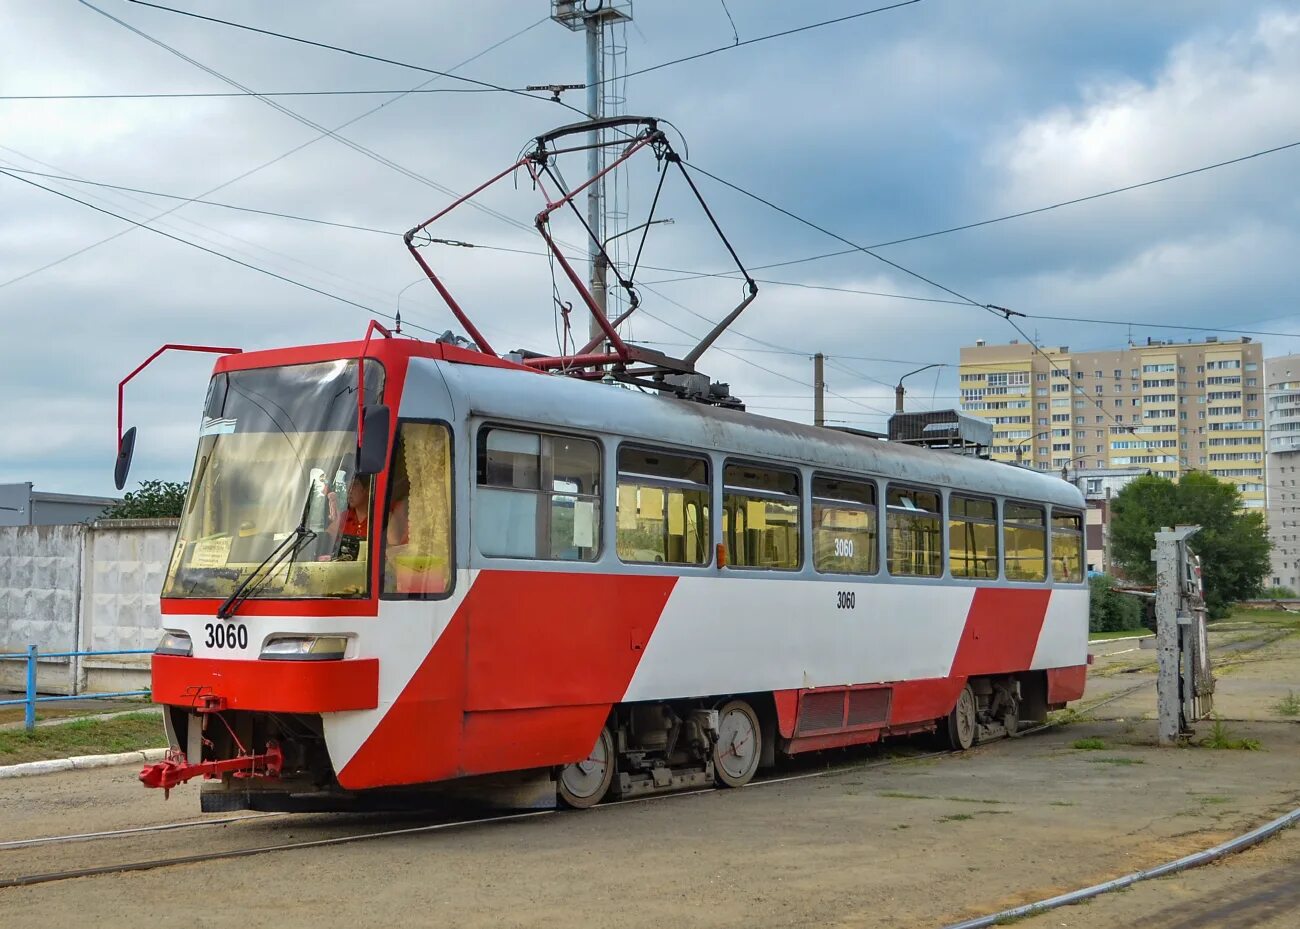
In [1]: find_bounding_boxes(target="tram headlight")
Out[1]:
[259,636,349,661]
[155,630,193,657]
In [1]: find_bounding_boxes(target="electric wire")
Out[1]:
[0,168,437,334]
[0,88,502,100]
[1,12,547,290]
[599,1,926,87]
[15,158,1299,346]
[685,163,1169,441]
[644,138,1300,286]
[0,150,400,308]
[80,1,548,240]
[0,166,402,237]
[122,0,567,107]
[121,0,925,108]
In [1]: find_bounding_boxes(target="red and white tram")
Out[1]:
[133,333,1089,811]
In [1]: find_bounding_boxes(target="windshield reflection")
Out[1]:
[163,360,384,600]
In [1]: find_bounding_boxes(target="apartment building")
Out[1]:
[1265,354,1300,589]
[958,337,1265,509]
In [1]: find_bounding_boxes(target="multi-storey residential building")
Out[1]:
[1265,354,1300,590]
[959,337,1265,509]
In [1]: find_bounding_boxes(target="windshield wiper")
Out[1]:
[216,524,316,620]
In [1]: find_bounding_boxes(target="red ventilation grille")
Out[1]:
[796,691,846,734]
[846,688,891,728]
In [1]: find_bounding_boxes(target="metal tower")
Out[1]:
[550,0,633,341]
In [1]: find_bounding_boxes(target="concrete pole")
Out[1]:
[1154,525,1198,745]
[814,353,825,427]
[585,18,607,340]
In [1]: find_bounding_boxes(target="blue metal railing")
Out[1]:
[0,646,152,730]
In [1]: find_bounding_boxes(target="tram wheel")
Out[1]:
[558,725,616,809]
[943,685,977,752]
[712,700,761,787]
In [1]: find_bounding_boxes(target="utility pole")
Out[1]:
[814,353,825,427]
[550,1,632,342]
[1153,525,1201,745]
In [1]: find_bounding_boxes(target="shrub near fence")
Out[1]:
[1089,575,1145,634]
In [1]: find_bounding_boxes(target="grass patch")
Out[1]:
[1274,692,1300,717]
[1049,800,1075,807]
[945,796,1005,805]
[1088,629,1152,641]
[939,813,975,823]
[1196,795,1231,805]
[1072,737,1107,750]
[880,791,935,800]
[0,712,166,765]
[1199,719,1262,751]
[1085,756,1145,766]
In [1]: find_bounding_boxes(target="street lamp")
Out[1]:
[1014,431,1056,465]
[895,364,943,413]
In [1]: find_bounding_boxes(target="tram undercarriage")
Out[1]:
[157,673,1048,813]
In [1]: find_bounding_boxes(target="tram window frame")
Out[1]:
[1003,501,1048,582]
[886,484,944,578]
[380,418,455,600]
[1051,509,1085,583]
[721,461,802,571]
[615,445,711,566]
[475,425,602,562]
[948,494,999,579]
[811,473,879,576]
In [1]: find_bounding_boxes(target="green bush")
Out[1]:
[1089,575,1144,633]
[1261,586,1297,600]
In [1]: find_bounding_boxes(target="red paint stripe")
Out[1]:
[888,677,968,726]
[152,654,377,712]
[1046,664,1088,703]
[949,587,1052,677]
[161,598,377,618]
[338,571,676,790]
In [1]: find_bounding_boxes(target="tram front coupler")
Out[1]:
[139,741,284,796]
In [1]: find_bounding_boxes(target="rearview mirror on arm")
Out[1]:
[356,404,391,476]
[114,426,137,491]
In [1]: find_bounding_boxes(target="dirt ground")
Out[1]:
[2,622,1298,929]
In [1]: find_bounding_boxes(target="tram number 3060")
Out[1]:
[836,591,856,610]
[204,622,249,650]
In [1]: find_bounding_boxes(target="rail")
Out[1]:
[0,646,152,730]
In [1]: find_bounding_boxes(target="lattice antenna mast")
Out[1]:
[550,0,633,343]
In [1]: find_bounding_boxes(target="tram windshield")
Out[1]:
[162,359,384,600]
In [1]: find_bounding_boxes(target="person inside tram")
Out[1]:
[325,474,370,560]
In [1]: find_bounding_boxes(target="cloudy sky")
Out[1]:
[2,0,1297,496]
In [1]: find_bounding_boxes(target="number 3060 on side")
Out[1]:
[836,591,856,609]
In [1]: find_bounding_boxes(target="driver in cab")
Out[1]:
[323,475,369,560]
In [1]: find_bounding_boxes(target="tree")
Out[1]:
[1109,472,1270,618]
[103,480,189,519]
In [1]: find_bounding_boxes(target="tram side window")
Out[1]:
[383,422,453,596]
[722,463,800,570]
[476,428,601,561]
[886,486,942,577]
[812,475,877,575]
[1051,510,1085,583]
[616,447,710,565]
[1004,502,1047,582]
[949,495,998,579]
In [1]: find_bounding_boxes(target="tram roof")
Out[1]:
[433,359,1085,509]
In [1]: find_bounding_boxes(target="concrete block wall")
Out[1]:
[0,519,178,695]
